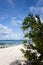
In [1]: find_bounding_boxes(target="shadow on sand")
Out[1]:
[10,60,21,65]
[10,60,43,65]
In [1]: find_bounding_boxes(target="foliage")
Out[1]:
[21,13,43,62]
[23,40,27,43]
[20,49,25,53]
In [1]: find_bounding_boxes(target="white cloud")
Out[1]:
[17,20,22,24]
[8,0,14,8]
[0,24,23,40]
[11,20,18,25]
[11,17,22,26]
[0,24,12,36]
[41,18,43,23]
[11,17,16,20]
[29,6,43,13]
[13,34,23,40]
[36,0,43,6]
[11,20,22,26]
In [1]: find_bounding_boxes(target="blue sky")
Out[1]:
[0,0,43,40]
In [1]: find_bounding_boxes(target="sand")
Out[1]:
[0,44,25,65]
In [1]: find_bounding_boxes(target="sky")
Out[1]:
[0,0,43,40]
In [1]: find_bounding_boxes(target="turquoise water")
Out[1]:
[0,40,32,44]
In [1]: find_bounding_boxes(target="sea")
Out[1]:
[0,40,32,45]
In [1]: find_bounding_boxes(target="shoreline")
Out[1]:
[0,43,22,48]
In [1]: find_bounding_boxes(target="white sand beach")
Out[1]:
[0,44,25,65]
